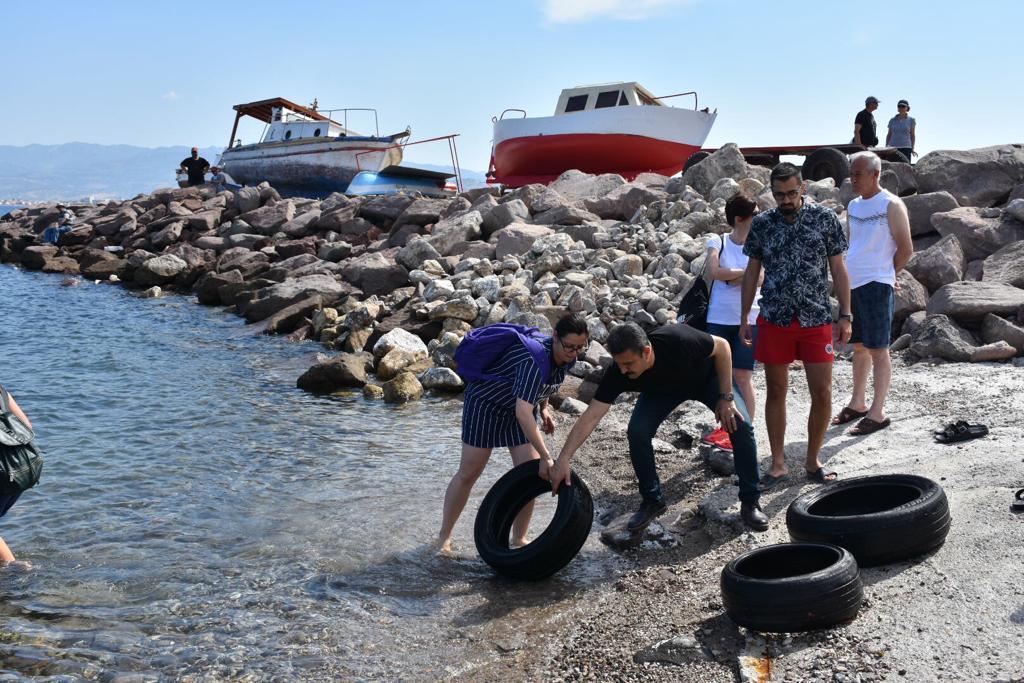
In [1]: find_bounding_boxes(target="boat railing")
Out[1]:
[651,91,699,110]
[354,133,464,194]
[280,108,381,136]
[494,109,527,122]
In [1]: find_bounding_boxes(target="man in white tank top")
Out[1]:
[832,152,913,436]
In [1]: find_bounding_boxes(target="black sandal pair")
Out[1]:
[1012,489,1024,514]
[933,420,988,444]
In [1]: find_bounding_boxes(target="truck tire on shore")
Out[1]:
[474,459,593,581]
[786,474,951,567]
[720,542,863,633]
[802,146,851,184]
[683,151,711,173]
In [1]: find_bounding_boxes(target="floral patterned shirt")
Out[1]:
[743,200,848,327]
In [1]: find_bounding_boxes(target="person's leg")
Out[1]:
[698,375,760,503]
[846,343,871,412]
[803,361,835,477]
[508,442,541,547]
[0,537,13,563]
[763,363,790,477]
[866,348,892,422]
[861,283,895,424]
[627,393,686,504]
[437,444,493,552]
[733,369,756,422]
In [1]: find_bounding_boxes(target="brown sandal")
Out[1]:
[831,406,868,426]
[848,417,891,435]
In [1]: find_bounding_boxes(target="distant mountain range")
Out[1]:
[0,143,487,202]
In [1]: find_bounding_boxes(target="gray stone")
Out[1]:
[427,210,483,256]
[926,280,1024,327]
[681,143,761,198]
[296,353,369,392]
[893,269,929,330]
[612,255,644,279]
[377,348,430,380]
[372,328,428,361]
[396,238,443,272]
[232,186,262,213]
[340,252,409,295]
[982,241,1024,287]
[134,253,188,286]
[316,204,359,232]
[915,144,1024,207]
[262,294,322,335]
[242,274,346,322]
[528,187,571,214]
[980,313,1024,355]
[910,314,979,361]
[429,296,479,322]
[884,161,918,196]
[150,220,184,249]
[558,397,588,415]
[532,204,601,226]
[494,223,555,259]
[419,367,464,392]
[358,195,415,228]
[194,269,243,305]
[549,170,626,201]
[382,371,423,403]
[239,200,295,235]
[931,207,1024,261]
[582,183,667,220]
[280,209,322,238]
[394,198,448,227]
[482,198,530,236]
[1006,198,1024,223]
[906,234,966,293]
[903,191,959,237]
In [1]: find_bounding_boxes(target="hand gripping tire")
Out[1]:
[474,460,594,581]
[786,474,951,567]
[720,542,863,633]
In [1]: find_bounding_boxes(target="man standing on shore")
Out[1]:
[548,322,768,532]
[832,152,913,436]
[739,163,852,487]
[853,96,880,148]
[179,147,210,187]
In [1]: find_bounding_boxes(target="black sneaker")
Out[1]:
[626,500,668,532]
[740,501,769,531]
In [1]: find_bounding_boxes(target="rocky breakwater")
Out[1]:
[3,143,1024,409]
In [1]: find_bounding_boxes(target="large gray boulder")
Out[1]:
[909,314,978,361]
[358,195,415,228]
[893,269,929,331]
[239,200,295,235]
[931,207,1024,261]
[494,223,554,259]
[905,234,966,293]
[315,204,358,232]
[426,210,482,256]
[372,328,429,361]
[926,281,1024,327]
[280,209,322,238]
[980,313,1024,355]
[549,170,626,201]
[981,241,1024,288]
[232,186,262,213]
[296,352,370,392]
[340,251,409,295]
[396,238,443,272]
[581,183,668,220]
[531,204,601,226]
[903,191,958,237]
[419,367,464,392]
[680,143,764,198]
[382,371,423,403]
[882,161,918,196]
[134,253,189,286]
[915,144,1024,207]
[394,198,448,227]
[242,274,346,322]
[481,198,530,236]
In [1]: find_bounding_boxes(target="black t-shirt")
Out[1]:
[594,324,716,404]
[854,110,877,146]
[180,156,210,184]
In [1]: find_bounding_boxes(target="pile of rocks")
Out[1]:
[3,143,1023,404]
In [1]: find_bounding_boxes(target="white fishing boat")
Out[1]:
[217,97,410,196]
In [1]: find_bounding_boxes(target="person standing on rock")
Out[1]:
[548,322,769,532]
[739,162,852,487]
[832,152,913,436]
[853,96,880,148]
[885,100,917,162]
[179,147,210,187]
[436,313,589,555]
[702,192,764,451]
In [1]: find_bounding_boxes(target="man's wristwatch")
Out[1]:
[719,392,734,402]
[838,313,853,322]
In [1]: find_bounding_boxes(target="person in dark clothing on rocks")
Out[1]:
[0,384,33,565]
[548,322,769,533]
[179,147,210,187]
[853,96,880,147]
[436,314,589,555]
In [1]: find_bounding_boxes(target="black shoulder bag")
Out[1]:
[677,234,723,331]
[0,386,43,495]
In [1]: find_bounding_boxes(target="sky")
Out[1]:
[2,0,1022,172]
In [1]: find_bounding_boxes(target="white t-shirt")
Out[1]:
[846,189,898,288]
[706,232,760,325]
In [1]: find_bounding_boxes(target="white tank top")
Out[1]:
[707,233,760,325]
[846,189,898,288]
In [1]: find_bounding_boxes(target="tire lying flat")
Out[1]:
[474,460,594,581]
[721,542,863,633]
[786,474,951,567]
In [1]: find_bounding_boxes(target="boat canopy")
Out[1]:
[233,97,330,124]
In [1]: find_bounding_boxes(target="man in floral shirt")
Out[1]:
[739,162,852,488]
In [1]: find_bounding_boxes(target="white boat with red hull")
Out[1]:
[487,82,717,187]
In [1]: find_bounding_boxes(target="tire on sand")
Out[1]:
[802,146,851,184]
[474,459,593,581]
[721,542,863,633]
[786,474,951,567]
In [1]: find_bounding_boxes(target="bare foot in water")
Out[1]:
[434,537,455,557]
[2,560,32,571]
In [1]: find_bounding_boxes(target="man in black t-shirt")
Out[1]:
[853,96,880,147]
[179,146,210,187]
[546,322,767,532]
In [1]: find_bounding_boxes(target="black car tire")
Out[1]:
[683,151,711,173]
[474,460,594,581]
[721,542,863,633]
[802,146,851,184]
[786,474,951,567]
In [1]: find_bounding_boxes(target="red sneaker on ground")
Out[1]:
[702,426,733,451]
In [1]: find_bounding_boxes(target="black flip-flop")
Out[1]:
[806,467,837,483]
[1012,489,1024,513]
[934,421,989,444]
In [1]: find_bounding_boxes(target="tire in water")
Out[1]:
[721,542,863,633]
[786,474,951,567]
[474,459,594,580]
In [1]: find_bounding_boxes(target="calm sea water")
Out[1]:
[0,265,608,680]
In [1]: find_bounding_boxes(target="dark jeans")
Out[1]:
[897,147,913,163]
[626,374,760,505]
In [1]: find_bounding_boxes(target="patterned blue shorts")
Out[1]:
[850,282,895,349]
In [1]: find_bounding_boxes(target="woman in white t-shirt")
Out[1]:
[703,193,762,448]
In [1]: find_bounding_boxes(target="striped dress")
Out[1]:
[461,337,568,448]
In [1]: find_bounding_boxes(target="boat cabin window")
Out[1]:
[313,128,321,137]
[618,91,628,106]
[284,130,292,140]
[595,90,620,108]
[564,94,588,113]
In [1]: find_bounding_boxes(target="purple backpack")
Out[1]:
[454,323,553,383]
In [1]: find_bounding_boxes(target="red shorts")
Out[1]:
[754,316,835,365]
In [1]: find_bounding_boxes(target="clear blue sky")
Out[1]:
[3,0,1021,171]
